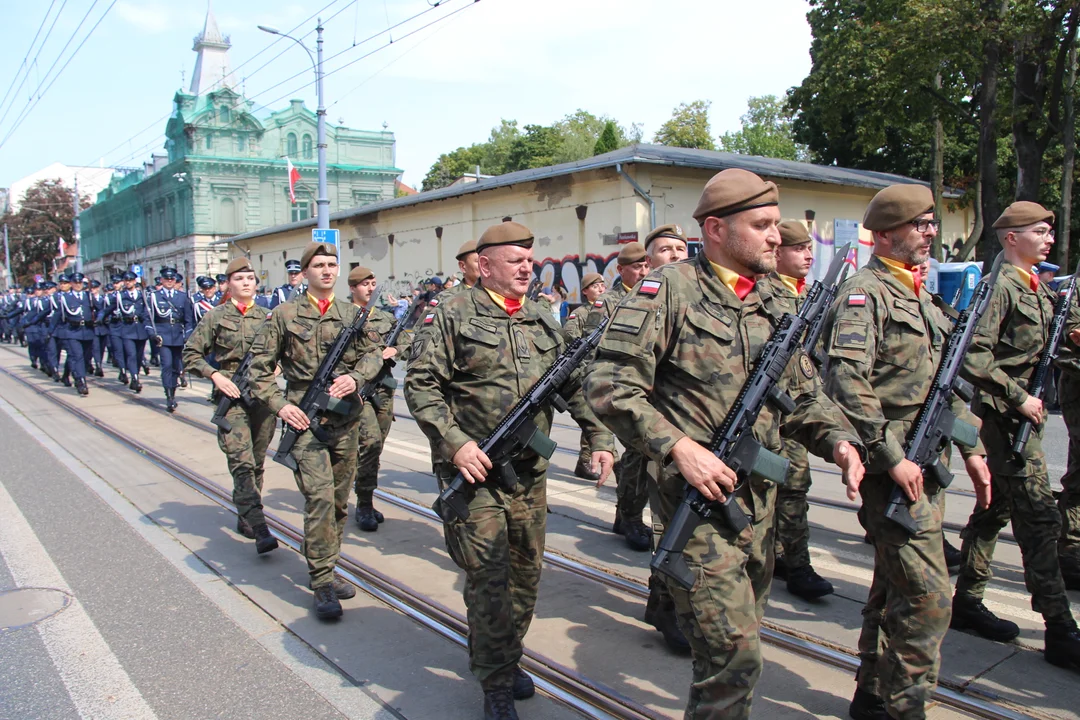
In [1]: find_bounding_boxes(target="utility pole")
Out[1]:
[3,223,10,289]
[73,174,82,273]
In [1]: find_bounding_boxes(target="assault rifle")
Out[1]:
[358,297,423,409]
[433,316,611,523]
[272,301,374,470]
[651,246,849,590]
[883,255,1003,534]
[210,350,257,433]
[1013,258,1080,456]
[802,243,852,364]
[526,279,544,301]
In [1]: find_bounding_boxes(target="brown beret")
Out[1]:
[347,265,374,285]
[693,169,779,222]
[299,241,337,270]
[455,240,478,260]
[476,221,534,251]
[993,201,1055,230]
[581,272,604,291]
[618,242,647,266]
[225,257,255,277]
[778,221,812,247]
[644,223,688,249]
[863,184,935,231]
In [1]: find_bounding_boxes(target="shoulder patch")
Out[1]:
[609,307,649,335]
[833,319,869,350]
[567,313,576,320]
[367,330,382,343]
[429,299,439,307]
[594,300,604,307]
[423,312,436,325]
[638,279,662,296]
[798,353,815,379]
[847,293,867,306]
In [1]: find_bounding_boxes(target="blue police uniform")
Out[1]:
[50,279,96,395]
[106,275,150,392]
[145,269,194,410]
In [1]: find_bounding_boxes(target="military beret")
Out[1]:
[581,272,604,291]
[644,223,688,249]
[122,271,137,281]
[347,265,375,285]
[993,201,1055,230]
[455,240,478,260]
[617,242,647,266]
[225,257,255,277]
[476,221,534,251]
[863,184,935,231]
[215,274,227,283]
[693,169,779,222]
[299,241,337,270]
[778,220,812,246]
[284,258,302,273]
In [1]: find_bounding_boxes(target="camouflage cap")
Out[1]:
[225,257,255,277]
[993,201,1055,229]
[299,241,337,269]
[617,242,647,266]
[863,184,935,231]
[476,221,534,252]
[644,223,688,249]
[581,272,605,291]
[692,169,779,222]
[347,265,375,285]
[778,220,812,246]
[455,239,478,260]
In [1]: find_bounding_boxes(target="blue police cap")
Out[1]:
[285,259,302,273]
[58,274,71,283]
[1037,261,1060,274]
[70,272,85,282]
[160,268,178,280]
[109,274,122,283]
[215,274,227,283]
[33,282,44,291]
[44,281,57,289]
[121,271,137,281]
[196,275,216,289]
[90,280,101,288]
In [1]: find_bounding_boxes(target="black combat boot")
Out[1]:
[644,576,691,654]
[307,578,356,599]
[76,378,89,397]
[355,504,379,532]
[142,362,150,375]
[129,376,142,393]
[511,667,534,700]
[1045,620,1080,670]
[165,389,177,413]
[236,516,256,539]
[118,370,127,383]
[61,369,71,386]
[619,515,652,552]
[313,584,343,620]
[943,537,962,574]
[574,455,600,481]
[848,687,887,720]
[30,360,38,369]
[774,554,789,581]
[252,523,279,554]
[93,365,104,378]
[178,373,187,388]
[483,689,518,720]
[950,595,1020,642]
[787,564,835,600]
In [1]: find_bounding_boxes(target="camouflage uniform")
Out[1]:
[404,286,614,690]
[956,262,1078,625]
[584,254,860,718]
[249,297,383,588]
[183,301,276,528]
[822,255,983,719]
[1056,368,1080,577]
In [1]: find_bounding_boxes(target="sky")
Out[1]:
[0,0,815,190]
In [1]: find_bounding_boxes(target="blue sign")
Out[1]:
[130,264,143,276]
[312,228,340,247]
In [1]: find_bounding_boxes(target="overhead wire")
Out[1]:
[0,0,60,115]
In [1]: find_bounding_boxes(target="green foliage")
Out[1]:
[506,124,562,172]
[2,179,90,282]
[653,100,715,150]
[719,96,810,161]
[420,145,487,192]
[594,121,620,155]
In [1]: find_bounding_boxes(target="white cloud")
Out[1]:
[115,1,172,34]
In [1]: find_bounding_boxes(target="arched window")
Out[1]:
[287,132,298,157]
[206,133,212,150]
[302,134,313,159]
[237,135,246,152]
[219,105,230,124]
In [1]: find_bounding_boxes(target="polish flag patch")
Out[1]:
[847,294,867,306]
[429,299,439,307]
[423,312,436,325]
[639,279,662,296]
[594,300,604,307]
[567,313,576,320]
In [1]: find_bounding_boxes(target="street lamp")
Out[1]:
[258,20,329,230]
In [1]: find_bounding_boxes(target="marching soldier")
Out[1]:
[183,257,278,554]
[248,242,383,620]
[440,240,480,301]
[50,272,96,396]
[19,283,50,374]
[1057,295,1080,590]
[193,276,219,323]
[52,274,73,385]
[89,280,108,376]
[953,201,1080,668]
[405,221,615,720]
[146,267,195,412]
[269,258,306,308]
[585,169,864,719]
[563,272,607,481]
[102,275,126,380]
[112,272,149,392]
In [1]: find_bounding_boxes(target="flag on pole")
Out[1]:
[57,237,67,258]
[286,158,300,205]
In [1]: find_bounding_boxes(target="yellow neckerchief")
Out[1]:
[708,259,754,295]
[307,292,335,311]
[1013,264,1037,292]
[483,287,524,312]
[779,274,802,296]
[878,256,920,295]
[622,283,633,293]
[230,297,254,314]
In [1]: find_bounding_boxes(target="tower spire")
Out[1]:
[189,2,233,95]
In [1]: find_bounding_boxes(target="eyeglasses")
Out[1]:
[910,219,942,233]
[1030,227,1055,238]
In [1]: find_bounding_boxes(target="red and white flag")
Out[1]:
[57,237,67,258]
[286,158,300,204]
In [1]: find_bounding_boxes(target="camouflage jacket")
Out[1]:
[582,282,629,333]
[363,305,414,354]
[583,254,860,509]
[182,301,271,379]
[562,304,592,342]
[404,285,615,466]
[962,261,1080,415]
[821,255,983,474]
[249,296,384,417]
[1056,288,1080,376]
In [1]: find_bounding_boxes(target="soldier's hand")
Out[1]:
[382,347,398,361]
[670,437,737,502]
[888,458,924,503]
[1018,395,1045,425]
[965,454,992,509]
[211,372,241,399]
[278,404,309,431]
[328,374,357,398]
[453,441,492,483]
[833,441,865,501]
[153,335,163,347]
[1070,328,1080,346]
[591,451,615,487]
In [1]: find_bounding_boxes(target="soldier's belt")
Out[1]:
[163,318,183,324]
[121,317,136,324]
[67,321,91,329]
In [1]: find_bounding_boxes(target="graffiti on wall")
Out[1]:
[532,250,621,304]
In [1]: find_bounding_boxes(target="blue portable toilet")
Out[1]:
[937,262,983,310]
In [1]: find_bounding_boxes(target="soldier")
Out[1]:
[42,281,61,380]
[269,258,306,308]
[50,272,96,396]
[585,169,865,719]
[347,266,413,531]
[193,276,219,323]
[146,267,195,412]
[183,257,279,554]
[562,272,607,481]
[953,201,1080,669]
[248,242,383,620]
[1057,317,1080,590]
[405,221,615,720]
[645,222,689,267]
[443,240,480,300]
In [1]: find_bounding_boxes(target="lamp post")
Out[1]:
[258,20,329,230]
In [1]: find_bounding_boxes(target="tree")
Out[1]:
[718,95,810,161]
[653,100,716,150]
[505,124,562,172]
[421,145,487,191]
[594,120,620,155]
[1,179,89,282]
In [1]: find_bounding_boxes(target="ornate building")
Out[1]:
[81,8,400,282]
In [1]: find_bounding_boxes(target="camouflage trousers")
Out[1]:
[856,474,950,720]
[773,437,813,568]
[955,410,1072,625]
[217,401,276,528]
[354,387,393,505]
[1057,372,1080,571]
[290,416,360,588]
[616,447,650,523]
[437,457,547,690]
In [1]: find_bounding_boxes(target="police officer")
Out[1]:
[954,201,1080,669]
[88,280,108,376]
[51,272,96,396]
[146,267,195,411]
[102,275,126,379]
[269,258,306,308]
[405,221,615,720]
[110,271,149,392]
[249,242,383,620]
[19,283,50,373]
[585,169,865,719]
[214,273,228,304]
[193,276,219,323]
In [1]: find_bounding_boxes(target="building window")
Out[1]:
[219,197,238,234]
[287,132,297,157]
[219,105,230,124]
[237,135,246,152]
[284,187,311,222]
[302,134,313,159]
[206,133,212,150]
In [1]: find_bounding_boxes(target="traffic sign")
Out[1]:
[131,264,143,276]
[312,228,340,248]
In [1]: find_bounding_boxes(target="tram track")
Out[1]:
[0,358,1041,720]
